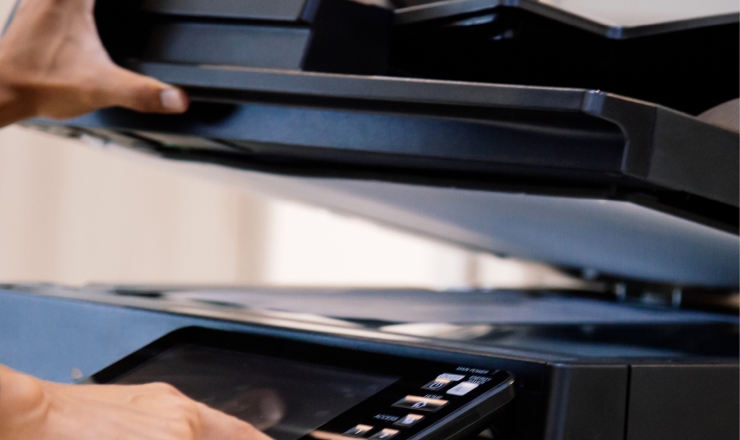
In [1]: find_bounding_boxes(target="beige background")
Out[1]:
[0,0,578,290]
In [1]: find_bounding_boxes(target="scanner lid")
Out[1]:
[394,0,739,38]
[19,0,740,288]
[28,69,739,287]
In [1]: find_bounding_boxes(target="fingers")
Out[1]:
[98,65,189,114]
[197,402,275,440]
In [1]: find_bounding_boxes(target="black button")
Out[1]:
[393,414,424,428]
[369,429,399,440]
[393,396,448,412]
[344,425,374,438]
[421,380,449,391]
[436,373,465,382]
[447,382,479,396]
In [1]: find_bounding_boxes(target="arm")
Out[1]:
[0,365,272,440]
[0,0,189,128]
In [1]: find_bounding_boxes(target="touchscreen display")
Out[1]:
[113,344,400,440]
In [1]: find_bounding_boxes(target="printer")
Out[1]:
[0,0,737,439]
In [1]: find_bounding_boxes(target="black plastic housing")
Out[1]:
[4,0,739,284]
[2,286,739,440]
[390,7,739,115]
[95,0,393,74]
[25,68,740,233]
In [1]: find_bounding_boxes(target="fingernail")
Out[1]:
[160,88,188,112]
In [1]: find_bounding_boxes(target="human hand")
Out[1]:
[0,0,188,124]
[0,366,272,440]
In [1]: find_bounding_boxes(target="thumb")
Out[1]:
[98,66,189,114]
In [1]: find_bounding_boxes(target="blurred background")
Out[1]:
[0,0,578,291]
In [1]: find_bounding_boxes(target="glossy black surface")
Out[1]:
[23,285,740,359]
[26,79,739,232]
[453,323,740,358]
[154,288,740,359]
[96,0,393,75]
[93,327,515,440]
[391,8,739,115]
[116,344,398,440]
[141,0,308,21]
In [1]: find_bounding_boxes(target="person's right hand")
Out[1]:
[0,0,189,126]
[0,366,273,440]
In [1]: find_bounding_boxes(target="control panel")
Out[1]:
[91,327,515,440]
[307,369,512,440]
